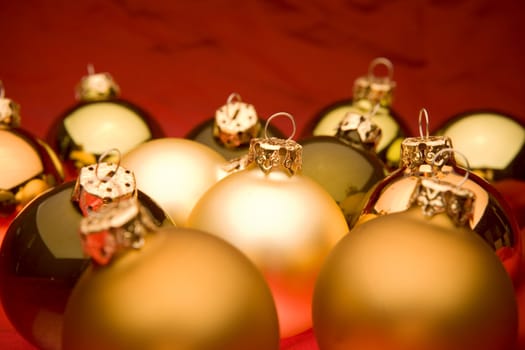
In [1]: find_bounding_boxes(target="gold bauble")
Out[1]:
[435,110,525,182]
[62,226,280,350]
[121,138,227,226]
[187,136,349,338]
[313,206,518,350]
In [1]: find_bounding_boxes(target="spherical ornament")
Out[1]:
[302,57,409,169]
[435,110,525,182]
[46,66,164,179]
[313,204,518,350]
[357,110,523,283]
[187,117,349,338]
[0,179,172,350]
[0,85,64,243]
[186,92,284,160]
[121,138,227,226]
[299,111,387,226]
[62,200,280,350]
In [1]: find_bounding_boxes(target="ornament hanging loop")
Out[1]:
[96,148,122,182]
[419,108,430,139]
[225,92,242,120]
[368,57,394,81]
[0,81,4,99]
[264,112,296,140]
[87,63,95,75]
[432,147,471,188]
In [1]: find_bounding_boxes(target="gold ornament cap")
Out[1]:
[75,64,121,101]
[79,197,159,265]
[72,149,137,214]
[213,92,261,148]
[401,109,454,171]
[0,81,21,128]
[336,108,382,151]
[353,57,396,107]
[411,177,475,227]
[247,112,302,176]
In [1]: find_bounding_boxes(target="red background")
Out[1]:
[1,1,525,349]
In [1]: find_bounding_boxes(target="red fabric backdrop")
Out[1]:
[1,1,525,349]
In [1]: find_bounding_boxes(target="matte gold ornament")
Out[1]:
[313,178,518,350]
[46,65,164,179]
[121,138,227,226]
[356,109,522,283]
[187,113,349,338]
[0,81,64,242]
[302,57,409,169]
[62,198,280,350]
[435,109,525,182]
[299,108,387,226]
[0,160,172,350]
[186,92,283,160]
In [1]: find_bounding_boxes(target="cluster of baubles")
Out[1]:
[0,56,523,350]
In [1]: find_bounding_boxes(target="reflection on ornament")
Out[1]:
[186,92,283,160]
[357,109,522,283]
[435,110,525,182]
[313,179,518,350]
[300,109,387,225]
[121,138,226,226]
[0,175,172,350]
[0,81,64,242]
[62,198,280,350]
[302,57,409,169]
[188,112,349,338]
[46,65,164,179]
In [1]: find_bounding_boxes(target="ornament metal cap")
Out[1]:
[353,57,396,107]
[213,92,261,148]
[411,148,475,227]
[72,149,137,214]
[247,112,302,176]
[0,81,21,128]
[401,109,454,170]
[79,197,159,265]
[336,106,382,151]
[75,64,121,102]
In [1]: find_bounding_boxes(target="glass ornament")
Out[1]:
[45,65,164,179]
[0,159,173,350]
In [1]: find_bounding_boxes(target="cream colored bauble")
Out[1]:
[187,132,349,338]
[121,138,226,226]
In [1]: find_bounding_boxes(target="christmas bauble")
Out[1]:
[186,92,283,160]
[62,199,280,350]
[358,132,523,283]
[0,180,172,350]
[121,138,227,226]
[313,187,518,350]
[0,86,64,243]
[435,110,525,182]
[302,57,409,169]
[46,67,164,179]
[187,130,349,338]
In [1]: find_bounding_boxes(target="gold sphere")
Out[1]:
[62,227,280,350]
[313,207,518,350]
[121,138,226,226]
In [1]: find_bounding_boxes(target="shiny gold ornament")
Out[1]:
[0,161,172,350]
[300,109,387,226]
[187,113,349,338]
[357,109,522,283]
[435,110,525,182]
[313,179,518,350]
[121,138,227,226]
[302,57,409,169]
[186,92,283,160]
[0,81,64,242]
[62,199,280,350]
[46,65,164,179]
